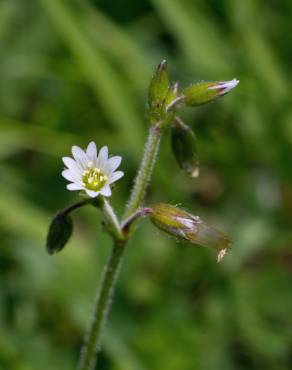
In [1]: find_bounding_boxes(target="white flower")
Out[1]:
[62,142,124,198]
[208,78,239,96]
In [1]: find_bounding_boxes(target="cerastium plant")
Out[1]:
[46,60,239,370]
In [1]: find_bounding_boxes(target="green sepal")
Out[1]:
[182,79,239,107]
[183,81,220,106]
[148,59,169,108]
[148,60,170,125]
[165,82,178,107]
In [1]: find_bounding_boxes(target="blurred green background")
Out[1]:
[1,0,292,369]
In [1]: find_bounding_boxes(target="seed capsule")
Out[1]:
[150,203,231,262]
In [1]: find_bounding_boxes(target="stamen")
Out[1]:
[82,166,108,191]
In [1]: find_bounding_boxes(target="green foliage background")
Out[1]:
[1,0,292,369]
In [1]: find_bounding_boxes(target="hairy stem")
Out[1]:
[62,199,89,216]
[78,124,163,370]
[78,241,126,370]
[124,126,162,219]
[102,198,124,241]
[121,207,152,233]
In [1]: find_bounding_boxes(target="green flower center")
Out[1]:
[82,162,108,191]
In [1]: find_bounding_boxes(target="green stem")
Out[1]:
[124,125,162,219]
[62,199,89,216]
[78,124,163,370]
[121,207,152,232]
[78,241,126,370]
[101,198,124,241]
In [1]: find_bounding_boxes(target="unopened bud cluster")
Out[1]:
[148,61,239,127]
[47,61,239,262]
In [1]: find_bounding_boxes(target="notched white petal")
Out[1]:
[67,183,83,191]
[86,141,97,161]
[100,184,112,197]
[85,189,99,198]
[107,156,122,173]
[109,171,124,184]
[62,157,80,171]
[72,146,87,167]
[97,146,109,166]
[62,169,79,182]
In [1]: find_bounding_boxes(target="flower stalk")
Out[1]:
[101,198,124,241]
[46,200,89,255]
[121,207,152,233]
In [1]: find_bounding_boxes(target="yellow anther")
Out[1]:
[82,165,108,191]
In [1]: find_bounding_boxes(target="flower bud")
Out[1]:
[46,212,73,255]
[148,60,169,110]
[183,79,239,107]
[171,117,199,178]
[150,203,230,262]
